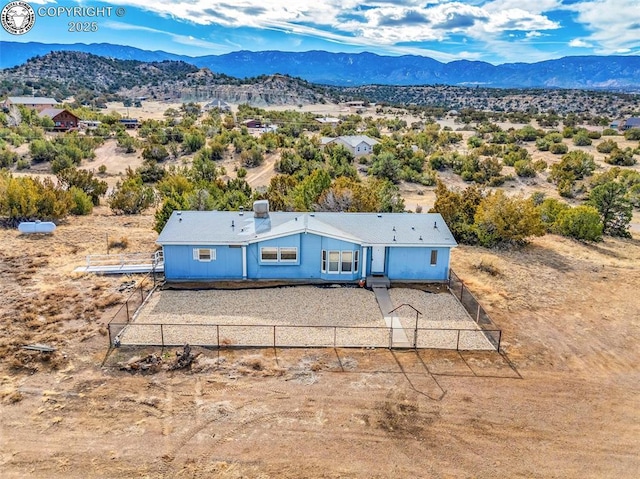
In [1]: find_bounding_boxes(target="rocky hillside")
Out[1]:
[0,51,333,106]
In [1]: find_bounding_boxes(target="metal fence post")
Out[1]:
[273,326,276,349]
[334,327,337,348]
[456,330,460,351]
[125,301,129,322]
[216,325,220,348]
[460,283,464,301]
[140,285,144,303]
[476,304,481,324]
[160,324,164,347]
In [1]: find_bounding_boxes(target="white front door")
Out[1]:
[371,246,386,274]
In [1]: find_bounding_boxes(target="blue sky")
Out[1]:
[2,0,639,63]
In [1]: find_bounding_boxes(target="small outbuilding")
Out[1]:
[156,201,457,283]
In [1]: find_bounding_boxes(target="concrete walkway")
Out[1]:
[372,286,411,348]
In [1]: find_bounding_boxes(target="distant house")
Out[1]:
[322,135,379,157]
[316,117,341,126]
[243,119,262,129]
[156,200,457,283]
[620,117,640,130]
[119,118,139,129]
[4,96,59,112]
[38,108,79,131]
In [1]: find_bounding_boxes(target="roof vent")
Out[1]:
[392,226,396,232]
[419,235,423,241]
[433,221,438,229]
[393,235,396,242]
[253,200,269,218]
[377,214,382,218]
[231,220,235,228]
[239,206,244,216]
[176,211,181,216]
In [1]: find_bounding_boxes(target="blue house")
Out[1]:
[156,201,457,283]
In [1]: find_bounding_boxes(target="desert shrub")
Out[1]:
[69,186,93,215]
[573,133,592,146]
[29,139,57,163]
[587,130,601,139]
[549,142,568,154]
[538,198,570,229]
[535,138,550,151]
[533,159,547,172]
[602,128,618,136]
[555,205,603,241]
[0,173,72,222]
[624,128,640,141]
[502,146,529,166]
[142,144,169,162]
[467,135,483,148]
[15,159,30,170]
[98,164,107,174]
[596,139,618,153]
[136,161,166,183]
[474,191,544,247]
[56,168,108,205]
[514,160,536,177]
[116,134,137,153]
[183,131,205,153]
[108,175,156,215]
[604,148,636,166]
[236,167,247,178]
[550,150,596,197]
[0,147,19,168]
[240,145,265,168]
[369,151,402,183]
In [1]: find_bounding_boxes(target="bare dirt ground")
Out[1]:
[0,204,638,477]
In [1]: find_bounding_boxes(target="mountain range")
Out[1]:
[2,41,640,91]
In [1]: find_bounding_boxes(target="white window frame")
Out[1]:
[430,250,438,266]
[341,251,353,272]
[193,248,215,262]
[279,247,298,262]
[328,251,340,273]
[322,249,359,274]
[260,247,279,262]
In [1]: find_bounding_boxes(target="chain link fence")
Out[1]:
[448,269,501,350]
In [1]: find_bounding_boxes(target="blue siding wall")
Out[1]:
[163,239,451,282]
[386,247,450,281]
[163,244,243,280]
[247,234,319,279]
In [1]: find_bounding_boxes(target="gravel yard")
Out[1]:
[117,285,495,349]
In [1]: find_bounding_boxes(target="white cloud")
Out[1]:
[525,31,544,38]
[569,38,593,48]
[104,21,229,52]
[565,0,640,54]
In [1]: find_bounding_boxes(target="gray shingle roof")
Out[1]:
[625,117,640,127]
[157,211,457,247]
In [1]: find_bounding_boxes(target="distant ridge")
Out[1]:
[2,41,640,90]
